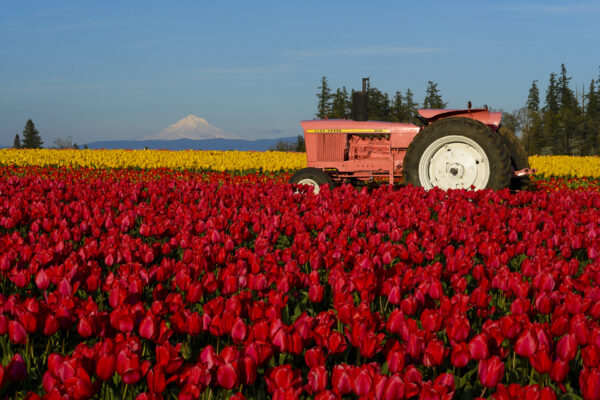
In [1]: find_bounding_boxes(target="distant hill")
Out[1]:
[85,137,299,151]
[85,115,299,151]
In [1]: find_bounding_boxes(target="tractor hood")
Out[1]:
[301,119,419,135]
[418,109,502,130]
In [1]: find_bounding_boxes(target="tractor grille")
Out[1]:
[316,133,345,161]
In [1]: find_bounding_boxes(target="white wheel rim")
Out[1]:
[418,135,490,190]
[296,178,320,194]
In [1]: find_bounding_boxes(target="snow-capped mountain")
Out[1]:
[136,115,242,140]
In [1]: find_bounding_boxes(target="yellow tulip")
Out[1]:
[0,149,307,172]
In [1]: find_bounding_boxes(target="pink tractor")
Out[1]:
[290,82,531,193]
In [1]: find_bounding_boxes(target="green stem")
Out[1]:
[512,351,515,372]
[42,339,50,366]
[529,365,535,385]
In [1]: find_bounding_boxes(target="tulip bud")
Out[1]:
[96,352,116,381]
[478,356,504,388]
[515,329,539,358]
[8,320,27,345]
[217,363,238,390]
[556,334,577,362]
[580,367,600,400]
[6,353,27,382]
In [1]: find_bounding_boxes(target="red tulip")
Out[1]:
[403,365,423,398]
[423,339,445,367]
[308,284,324,303]
[478,356,504,388]
[515,328,538,358]
[580,368,600,400]
[6,353,27,382]
[265,365,301,394]
[383,374,405,400]
[217,362,238,390]
[35,269,50,289]
[306,366,328,394]
[529,348,552,374]
[550,359,569,383]
[539,387,557,400]
[156,342,183,374]
[8,320,27,345]
[77,317,94,338]
[314,391,337,400]
[556,333,577,362]
[305,347,326,368]
[583,345,600,368]
[447,315,470,342]
[360,331,384,359]
[239,356,257,385]
[231,318,249,344]
[96,352,116,381]
[451,342,471,368]
[387,349,406,373]
[326,331,347,355]
[147,367,166,394]
[63,367,94,400]
[434,372,455,394]
[420,309,442,332]
[116,352,142,384]
[331,364,352,395]
[139,314,157,340]
[287,332,303,355]
[352,367,373,397]
[469,334,489,361]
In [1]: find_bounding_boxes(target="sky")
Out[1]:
[1,0,599,147]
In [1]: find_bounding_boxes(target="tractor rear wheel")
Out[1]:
[403,118,512,190]
[289,167,334,194]
[497,125,530,190]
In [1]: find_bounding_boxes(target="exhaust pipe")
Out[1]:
[352,77,369,121]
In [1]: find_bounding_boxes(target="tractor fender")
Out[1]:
[418,109,502,130]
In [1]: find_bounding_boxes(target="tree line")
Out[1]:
[316,66,600,156]
[12,119,84,149]
[316,77,447,123]
[519,64,600,155]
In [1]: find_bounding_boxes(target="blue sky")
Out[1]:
[1,1,599,147]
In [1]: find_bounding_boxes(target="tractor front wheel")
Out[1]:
[403,118,511,190]
[289,167,334,194]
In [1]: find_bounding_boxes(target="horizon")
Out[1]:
[2,1,600,148]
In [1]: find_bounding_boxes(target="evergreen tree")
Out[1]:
[404,89,418,122]
[13,134,21,149]
[390,91,404,122]
[526,80,540,112]
[585,78,600,152]
[21,119,43,149]
[541,73,559,154]
[423,81,447,109]
[544,73,560,113]
[390,89,418,122]
[330,87,350,119]
[294,134,306,152]
[316,76,332,119]
[557,64,581,154]
[522,80,543,155]
[367,86,391,121]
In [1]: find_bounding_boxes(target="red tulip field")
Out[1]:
[2,165,600,399]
